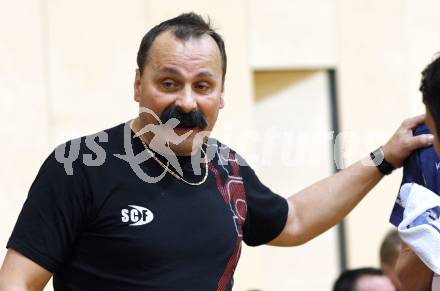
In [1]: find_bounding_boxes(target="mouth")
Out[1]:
[174,125,197,133]
[160,106,208,132]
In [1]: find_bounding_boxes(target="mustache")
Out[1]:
[160,106,208,129]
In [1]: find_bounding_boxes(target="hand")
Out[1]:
[382,114,434,168]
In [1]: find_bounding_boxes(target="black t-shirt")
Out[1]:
[7,122,288,291]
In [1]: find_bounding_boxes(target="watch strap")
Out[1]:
[370,147,395,175]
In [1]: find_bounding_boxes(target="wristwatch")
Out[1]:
[370,146,395,175]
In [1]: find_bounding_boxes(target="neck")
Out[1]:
[131,117,153,145]
[131,117,202,157]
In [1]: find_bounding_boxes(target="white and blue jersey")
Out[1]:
[390,124,440,226]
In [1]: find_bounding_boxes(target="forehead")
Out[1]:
[357,275,394,291]
[146,30,222,77]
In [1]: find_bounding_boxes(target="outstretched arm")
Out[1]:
[270,115,433,246]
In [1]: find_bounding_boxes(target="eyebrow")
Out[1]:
[195,71,214,78]
[156,66,215,79]
[157,67,181,75]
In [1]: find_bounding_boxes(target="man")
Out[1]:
[394,54,440,291]
[0,13,434,291]
[380,229,401,290]
[333,267,396,291]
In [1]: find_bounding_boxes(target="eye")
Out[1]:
[194,82,210,92]
[160,79,179,90]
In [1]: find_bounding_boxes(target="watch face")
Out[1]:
[371,148,384,166]
[371,146,394,175]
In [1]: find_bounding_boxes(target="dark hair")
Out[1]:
[136,12,227,83]
[421,53,440,137]
[333,267,384,291]
[380,229,400,266]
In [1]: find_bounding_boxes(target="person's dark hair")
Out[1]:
[421,53,440,137]
[136,12,227,83]
[380,229,400,266]
[333,267,384,291]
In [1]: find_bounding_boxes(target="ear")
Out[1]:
[219,84,225,109]
[134,69,142,102]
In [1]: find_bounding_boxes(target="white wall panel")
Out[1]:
[253,71,338,291]
[0,0,49,269]
[250,0,337,69]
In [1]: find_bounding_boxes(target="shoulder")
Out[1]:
[79,122,127,153]
[49,122,127,176]
[413,123,431,136]
[410,124,438,161]
[54,122,125,153]
[401,123,438,186]
[205,138,261,186]
[205,138,250,169]
[405,123,436,161]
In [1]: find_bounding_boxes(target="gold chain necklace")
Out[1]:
[139,139,209,186]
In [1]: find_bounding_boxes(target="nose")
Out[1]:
[175,85,197,113]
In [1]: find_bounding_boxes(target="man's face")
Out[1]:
[425,104,440,156]
[381,262,401,291]
[134,30,224,156]
[356,275,396,291]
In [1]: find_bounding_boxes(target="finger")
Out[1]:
[408,133,434,150]
[403,114,426,129]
